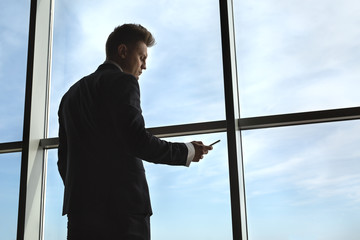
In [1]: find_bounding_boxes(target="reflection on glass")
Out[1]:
[242,121,360,239]
[0,153,21,240]
[0,1,29,142]
[234,0,360,117]
[44,133,232,240]
[49,0,225,137]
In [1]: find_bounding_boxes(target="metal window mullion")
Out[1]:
[18,0,54,239]
[37,105,360,149]
[219,0,248,240]
[0,141,23,154]
[240,106,360,130]
[39,0,54,238]
[18,0,38,238]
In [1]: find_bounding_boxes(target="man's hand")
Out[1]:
[191,141,213,162]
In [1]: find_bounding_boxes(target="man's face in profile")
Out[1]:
[121,41,148,80]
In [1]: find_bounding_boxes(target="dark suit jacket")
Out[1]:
[58,63,188,217]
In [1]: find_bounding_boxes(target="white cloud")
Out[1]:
[245,156,303,180]
[235,0,360,116]
[243,121,360,208]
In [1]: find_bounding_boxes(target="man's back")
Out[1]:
[58,62,190,220]
[58,63,154,217]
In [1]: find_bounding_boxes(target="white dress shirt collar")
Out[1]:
[104,59,123,72]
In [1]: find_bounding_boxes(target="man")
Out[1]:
[58,24,212,240]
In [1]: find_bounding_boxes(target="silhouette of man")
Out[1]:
[58,24,212,240]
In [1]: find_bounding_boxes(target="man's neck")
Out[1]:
[104,59,123,71]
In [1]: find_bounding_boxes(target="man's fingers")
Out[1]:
[202,145,213,154]
[191,140,215,162]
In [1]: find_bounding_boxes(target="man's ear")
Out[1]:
[117,44,127,59]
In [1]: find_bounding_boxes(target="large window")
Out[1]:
[0,0,30,142]
[49,0,225,137]
[242,121,360,239]
[1,1,360,240]
[234,0,360,117]
[46,1,229,239]
[0,1,30,239]
[233,1,360,237]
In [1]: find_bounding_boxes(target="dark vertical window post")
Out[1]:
[18,0,54,239]
[219,0,248,239]
[18,0,38,239]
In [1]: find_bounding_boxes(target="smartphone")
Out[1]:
[209,140,220,146]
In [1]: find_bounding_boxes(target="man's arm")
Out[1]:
[57,104,67,184]
[105,75,213,165]
[103,75,186,165]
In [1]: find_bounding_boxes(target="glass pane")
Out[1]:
[0,153,21,240]
[44,150,66,240]
[242,121,360,239]
[234,0,360,117]
[44,133,232,240]
[146,133,231,240]
[49,0,225,137]
[0,1,30,142]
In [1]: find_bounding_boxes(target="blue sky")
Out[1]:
[1,0,360,240]
[0,0,29,142]
[235,0,360,117]
[0,0,29,239]
[242,121,360,239]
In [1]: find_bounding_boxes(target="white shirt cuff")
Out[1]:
[185,142,195,167]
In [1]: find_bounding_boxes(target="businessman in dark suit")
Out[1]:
[58,24,212,240]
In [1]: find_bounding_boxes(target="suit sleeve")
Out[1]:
[106,76,188,166]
